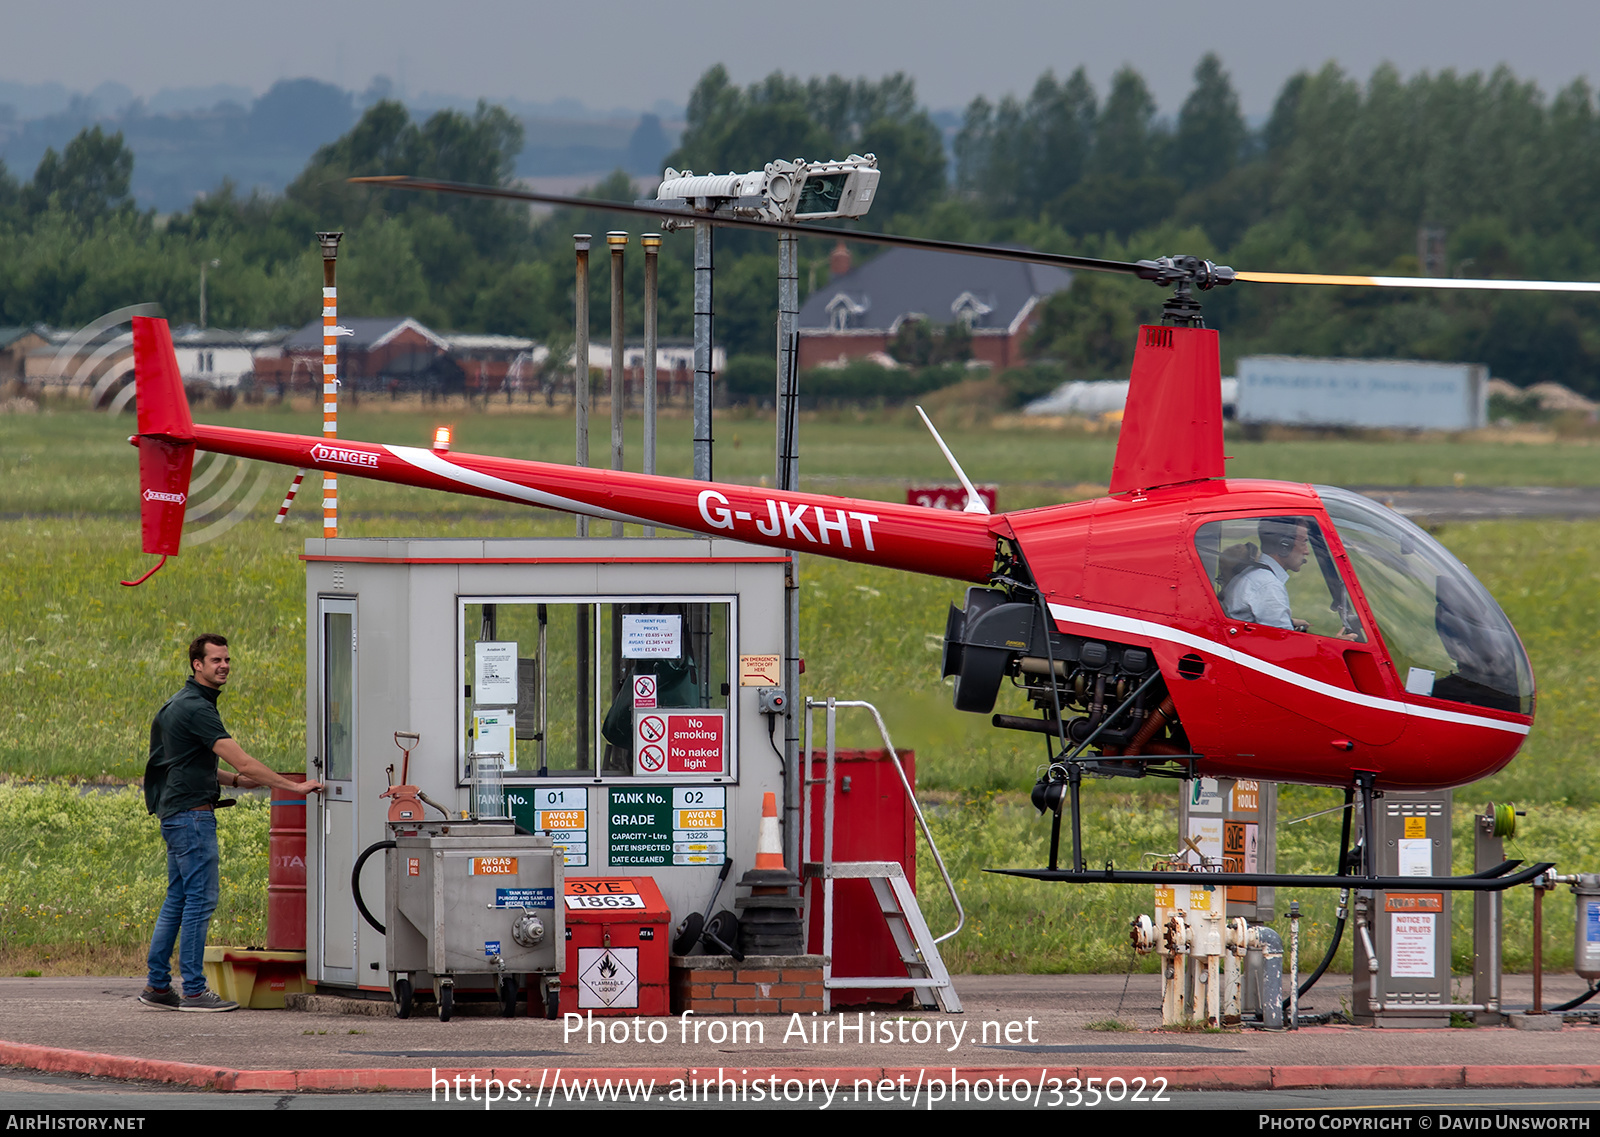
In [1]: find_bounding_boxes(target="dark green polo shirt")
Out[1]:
[144,677,233,819]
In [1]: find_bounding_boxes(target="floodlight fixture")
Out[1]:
[653,154,880,223]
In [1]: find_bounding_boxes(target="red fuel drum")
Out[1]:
[267,776,307,951]
[559,876,671,1017]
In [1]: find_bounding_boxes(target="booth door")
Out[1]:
[318,598,358,985]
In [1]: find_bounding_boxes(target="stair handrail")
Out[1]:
[803,697,966,945]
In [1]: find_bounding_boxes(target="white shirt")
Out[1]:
[1222,555,1295,630]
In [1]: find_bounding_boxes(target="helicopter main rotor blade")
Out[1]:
[1236,270,1600,293]
[349,175,1145,278]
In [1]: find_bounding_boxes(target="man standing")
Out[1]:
[141,634,323,1012]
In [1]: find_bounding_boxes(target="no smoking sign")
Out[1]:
[633,710,727,776]
[638,715,666,743]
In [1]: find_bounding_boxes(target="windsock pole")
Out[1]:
[317,231,343,537]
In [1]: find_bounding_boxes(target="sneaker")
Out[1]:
[139,985,180,1010]
[178,989,238,1013]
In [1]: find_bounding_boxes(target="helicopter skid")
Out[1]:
[987,859,1554,892]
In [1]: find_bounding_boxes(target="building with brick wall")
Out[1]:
[797,244,1072,372]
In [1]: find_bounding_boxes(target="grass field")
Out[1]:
[2,404,1597,975]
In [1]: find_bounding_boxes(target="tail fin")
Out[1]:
[1108,324,1225,495]
[131,317,194,559]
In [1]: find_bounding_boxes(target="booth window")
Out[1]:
[460,598,732,781]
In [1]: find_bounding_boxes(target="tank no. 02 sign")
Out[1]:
[608,786,726,866]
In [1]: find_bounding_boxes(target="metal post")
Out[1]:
[775,232,802,868]
[1474,804,1507,1025]
[693,220,714,481]
[1288,900,1301,1029]
[607,231,627,537]
[573,234,591,537]
[316,231,343,539]
[642,233,661,536]
[776,233,800,490]
[199,258,218,330]
[1533,880,1545,1014]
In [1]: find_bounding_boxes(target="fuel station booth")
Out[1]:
[298,534,955,1020]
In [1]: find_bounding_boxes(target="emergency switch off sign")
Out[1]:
[633,711,726,776]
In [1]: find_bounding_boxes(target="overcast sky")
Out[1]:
[11,0,1600,116]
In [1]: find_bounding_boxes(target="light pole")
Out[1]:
[648,154,881,873]
[199,259,220,329]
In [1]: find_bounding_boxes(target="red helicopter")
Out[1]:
[123,180,1575,886]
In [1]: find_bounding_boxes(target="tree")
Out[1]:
[1092,68,1162,181]
[287,100,526,260]
[1172,54,1247,187]
[668,64,940,193]
[1026,69,1097,209]
[857,112,946,220]
[627,114,670,175]
[248,78,356,150]
[26,126,134,218]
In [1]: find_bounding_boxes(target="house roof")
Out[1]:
[798,246,1072,333]
[169,326,295,348]
[0,326,50,351]
[285,316,449,353]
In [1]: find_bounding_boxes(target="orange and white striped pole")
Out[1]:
[316,231,343,538]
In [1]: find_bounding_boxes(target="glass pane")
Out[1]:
[598,603,730,774]
[1316,486,1532,713]
[463,601,593,776]
[1196,516,1366,641]
[464,599,731,779]
[323,610,354,781]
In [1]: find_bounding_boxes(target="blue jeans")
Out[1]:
[146,809,220,996]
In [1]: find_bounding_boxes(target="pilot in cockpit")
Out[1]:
[1221,517,1313,631]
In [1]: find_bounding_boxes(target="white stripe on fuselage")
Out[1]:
[1046,602,1529,737]
[386,445,653,527]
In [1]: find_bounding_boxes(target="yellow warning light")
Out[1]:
[433,426,451,452]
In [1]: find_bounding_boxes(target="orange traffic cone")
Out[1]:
[754,791,785,870]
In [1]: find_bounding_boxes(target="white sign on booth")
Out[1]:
[621,614,681,658]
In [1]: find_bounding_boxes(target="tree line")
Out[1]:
[3,56,1600,396]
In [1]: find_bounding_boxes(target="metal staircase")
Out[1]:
[801,698,964,1013]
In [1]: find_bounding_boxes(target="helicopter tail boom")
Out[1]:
[185,420,1003,580]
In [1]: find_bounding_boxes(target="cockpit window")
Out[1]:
[1315,486,1533,714]
[1194,515,1366,641]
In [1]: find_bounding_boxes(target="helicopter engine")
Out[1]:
[942,585,1187,771]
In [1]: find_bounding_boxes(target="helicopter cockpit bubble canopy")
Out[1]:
[1315,485,1534,716]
